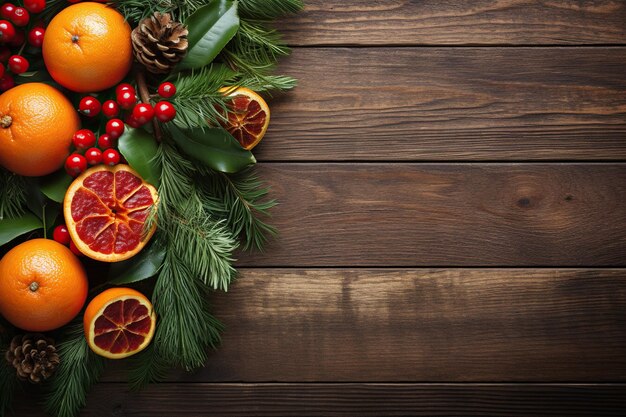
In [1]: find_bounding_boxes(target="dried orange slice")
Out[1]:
[84,287,156,359]
[219,87,270,150]
[63,164,158,262]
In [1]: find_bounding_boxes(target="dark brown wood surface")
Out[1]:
[16,1,626,416]
[14,384,626,416]
[279,0,626,45]
[258,48,626,161]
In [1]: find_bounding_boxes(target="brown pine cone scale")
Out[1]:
[131,12,188,74]
[5,334,59,384]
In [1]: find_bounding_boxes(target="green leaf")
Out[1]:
[118,127,161,187]
[168,125,256,173]
[39,170,72,203]
[178,0,240,70]
[109,241,166,285]
[0,213,42,246]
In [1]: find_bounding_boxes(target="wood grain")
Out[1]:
[255,48,626,161]
[13,383,626,416]
[238,164,626,266]
[278,0,626,46]
[98,269,626,382]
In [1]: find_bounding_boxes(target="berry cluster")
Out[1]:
[52,224,82,256]
[0,1,47,91]
[65,81,177,177]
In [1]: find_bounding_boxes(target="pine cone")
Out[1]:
[131,12,188,74]
[5,334,59,384]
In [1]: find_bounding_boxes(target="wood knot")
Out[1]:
[564,194,574,202]
[0,115,12,128]
[517,197,531,208]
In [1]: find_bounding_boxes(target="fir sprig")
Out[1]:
[238,0,304,19]
[152,253,223,370]
[44,322,106,417]
[127,343,170,391]
[0,168,28,220]
[199,166,277,251]
[115,0,206,24]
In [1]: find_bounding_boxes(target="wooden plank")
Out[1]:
[278,0,626,46]
[238,164,626,266]
[257,48,626,161]
[103,269,626,382]
[13,383,626,416]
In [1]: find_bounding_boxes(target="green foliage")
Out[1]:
[152,252,223,370]
[109,239,166,285]
[39,170,72,203]
[238,0,304,19]
[200,167,277,251]
[167,124,256,173]
[179,0,240,70]
[116,0,207,24]
[127,343,170,390]
[45,322,106,417]
[0,168,27,220]
[0,213,43,246]
[118,127,162,187]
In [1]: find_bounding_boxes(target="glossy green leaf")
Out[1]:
[0,213,42,246]
[169,125,256,173]
[39,170,72,203]
[108,241,166,285]
[178,0,240,70]
[118,127,161,188]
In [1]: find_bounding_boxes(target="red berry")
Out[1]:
[65,154,87,177]
[0,63,3,79]
[0,20,16,43]
[116,90,136,109]
[69,240,83,256]
[0,74,14,91]
[105,118,124,139]
[84,147,102,165]
[27,26,44,47]
[72,129,96,150]
[97,133,115,149]
[0,4,15,20]
[155,101,176,122]
[115,83,134,95]
[158,82,176,98]
[132,103,154,125]
[101,99,119,118]
[53,224,70,245]
[24,0,46,14]
[11,7,29,27]
[8,55,28,74]
[79,96,101,117]
[102,148,120,166]
[125,114,142,128]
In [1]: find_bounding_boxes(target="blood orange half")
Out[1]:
[63,164,158,262]
[219,87,270,150]
[84,287,156,359]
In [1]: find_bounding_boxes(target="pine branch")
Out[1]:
[115,0,206,24]
[152,252,223,370]
[199,166,277,251]
[44,322,106,417]
[0,168,28,220]
[238,0,304,20]
[168,65,238,129]
[127,342,170,391]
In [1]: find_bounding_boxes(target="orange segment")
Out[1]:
[218,87,270,150]
[84,287,156,359]
[64,165,158,262]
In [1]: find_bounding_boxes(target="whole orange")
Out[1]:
[0,239,88,332]
[42,2,132,92]
[0,83,80,176]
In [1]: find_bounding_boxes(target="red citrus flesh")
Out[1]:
[93,297,152,354]
[64,165,158,262]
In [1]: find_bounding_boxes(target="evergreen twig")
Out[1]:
[44,322,106,417]
[0,168,28,220]
[127,342,170,391]
[238,0,304,19]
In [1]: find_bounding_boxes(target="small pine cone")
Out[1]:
[131,12,188,74]
[5,334,60,384]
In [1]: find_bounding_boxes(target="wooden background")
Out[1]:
[18,1,626,415]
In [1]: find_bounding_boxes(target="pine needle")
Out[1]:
[152,254,223,370]
[115,0,206,24]
[127,342,170,391]
[238,0,304,19]
[199,167,277,251]
[0,168,28,220]
[44,322,106,417]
